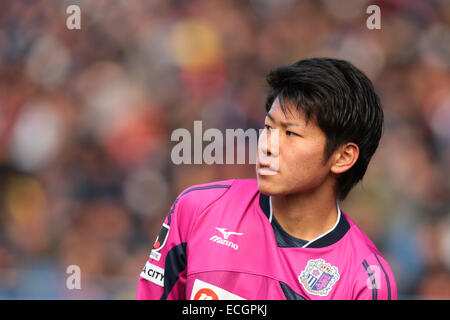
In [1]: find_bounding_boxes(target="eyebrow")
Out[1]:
[266,112,302,127]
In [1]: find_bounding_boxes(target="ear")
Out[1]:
[330,142,359,174]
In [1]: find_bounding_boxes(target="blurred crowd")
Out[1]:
[0,0,449,299]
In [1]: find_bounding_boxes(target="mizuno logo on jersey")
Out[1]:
[209,227,243,250]
[215,227,243,239]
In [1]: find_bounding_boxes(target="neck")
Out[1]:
[271,181,338,242]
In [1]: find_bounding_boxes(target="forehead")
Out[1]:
[266,97,310,125]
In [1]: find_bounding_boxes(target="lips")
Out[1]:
[257,167,278,176]
[257,161,279,176]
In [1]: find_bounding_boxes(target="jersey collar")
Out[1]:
[259,193,350,248]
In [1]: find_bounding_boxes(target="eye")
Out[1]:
[286,130,298,137]
[264,124,272,131]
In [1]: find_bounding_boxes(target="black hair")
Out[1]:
[265,57,383,200]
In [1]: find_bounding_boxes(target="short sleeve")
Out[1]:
[136,187,198,300]
[136,181,232,300]
[352,253,398,300]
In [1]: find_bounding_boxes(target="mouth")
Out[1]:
[256,162,279,176]
[257,167,278,176]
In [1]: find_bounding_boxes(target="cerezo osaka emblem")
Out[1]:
[299,259,340,296]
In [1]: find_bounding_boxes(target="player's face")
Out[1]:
[256,98,334,196]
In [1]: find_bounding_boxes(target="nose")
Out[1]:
[258,128,279,161]
[259,137,271,157]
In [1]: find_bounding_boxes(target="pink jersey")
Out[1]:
[136,179,397,300]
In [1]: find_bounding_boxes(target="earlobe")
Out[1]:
[331,143,359,174]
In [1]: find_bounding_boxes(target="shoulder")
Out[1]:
[173,178,257,214]
[342,213,398,300]
[169,179,257,237]
[343,213,379,253]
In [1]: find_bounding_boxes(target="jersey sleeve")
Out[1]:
[136,181,232,300]
[352,253,398,300]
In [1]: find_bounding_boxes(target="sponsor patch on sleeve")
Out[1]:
[140,261,165,287]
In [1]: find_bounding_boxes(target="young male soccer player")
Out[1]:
[136,58,397,300]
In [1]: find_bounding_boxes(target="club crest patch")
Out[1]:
[299,259,340,296]
[149,223,170,261]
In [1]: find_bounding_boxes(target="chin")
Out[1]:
[256,176,288,196]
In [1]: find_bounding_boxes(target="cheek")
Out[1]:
[281,144,328,180]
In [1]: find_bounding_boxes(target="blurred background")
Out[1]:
[0,0,449,299]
